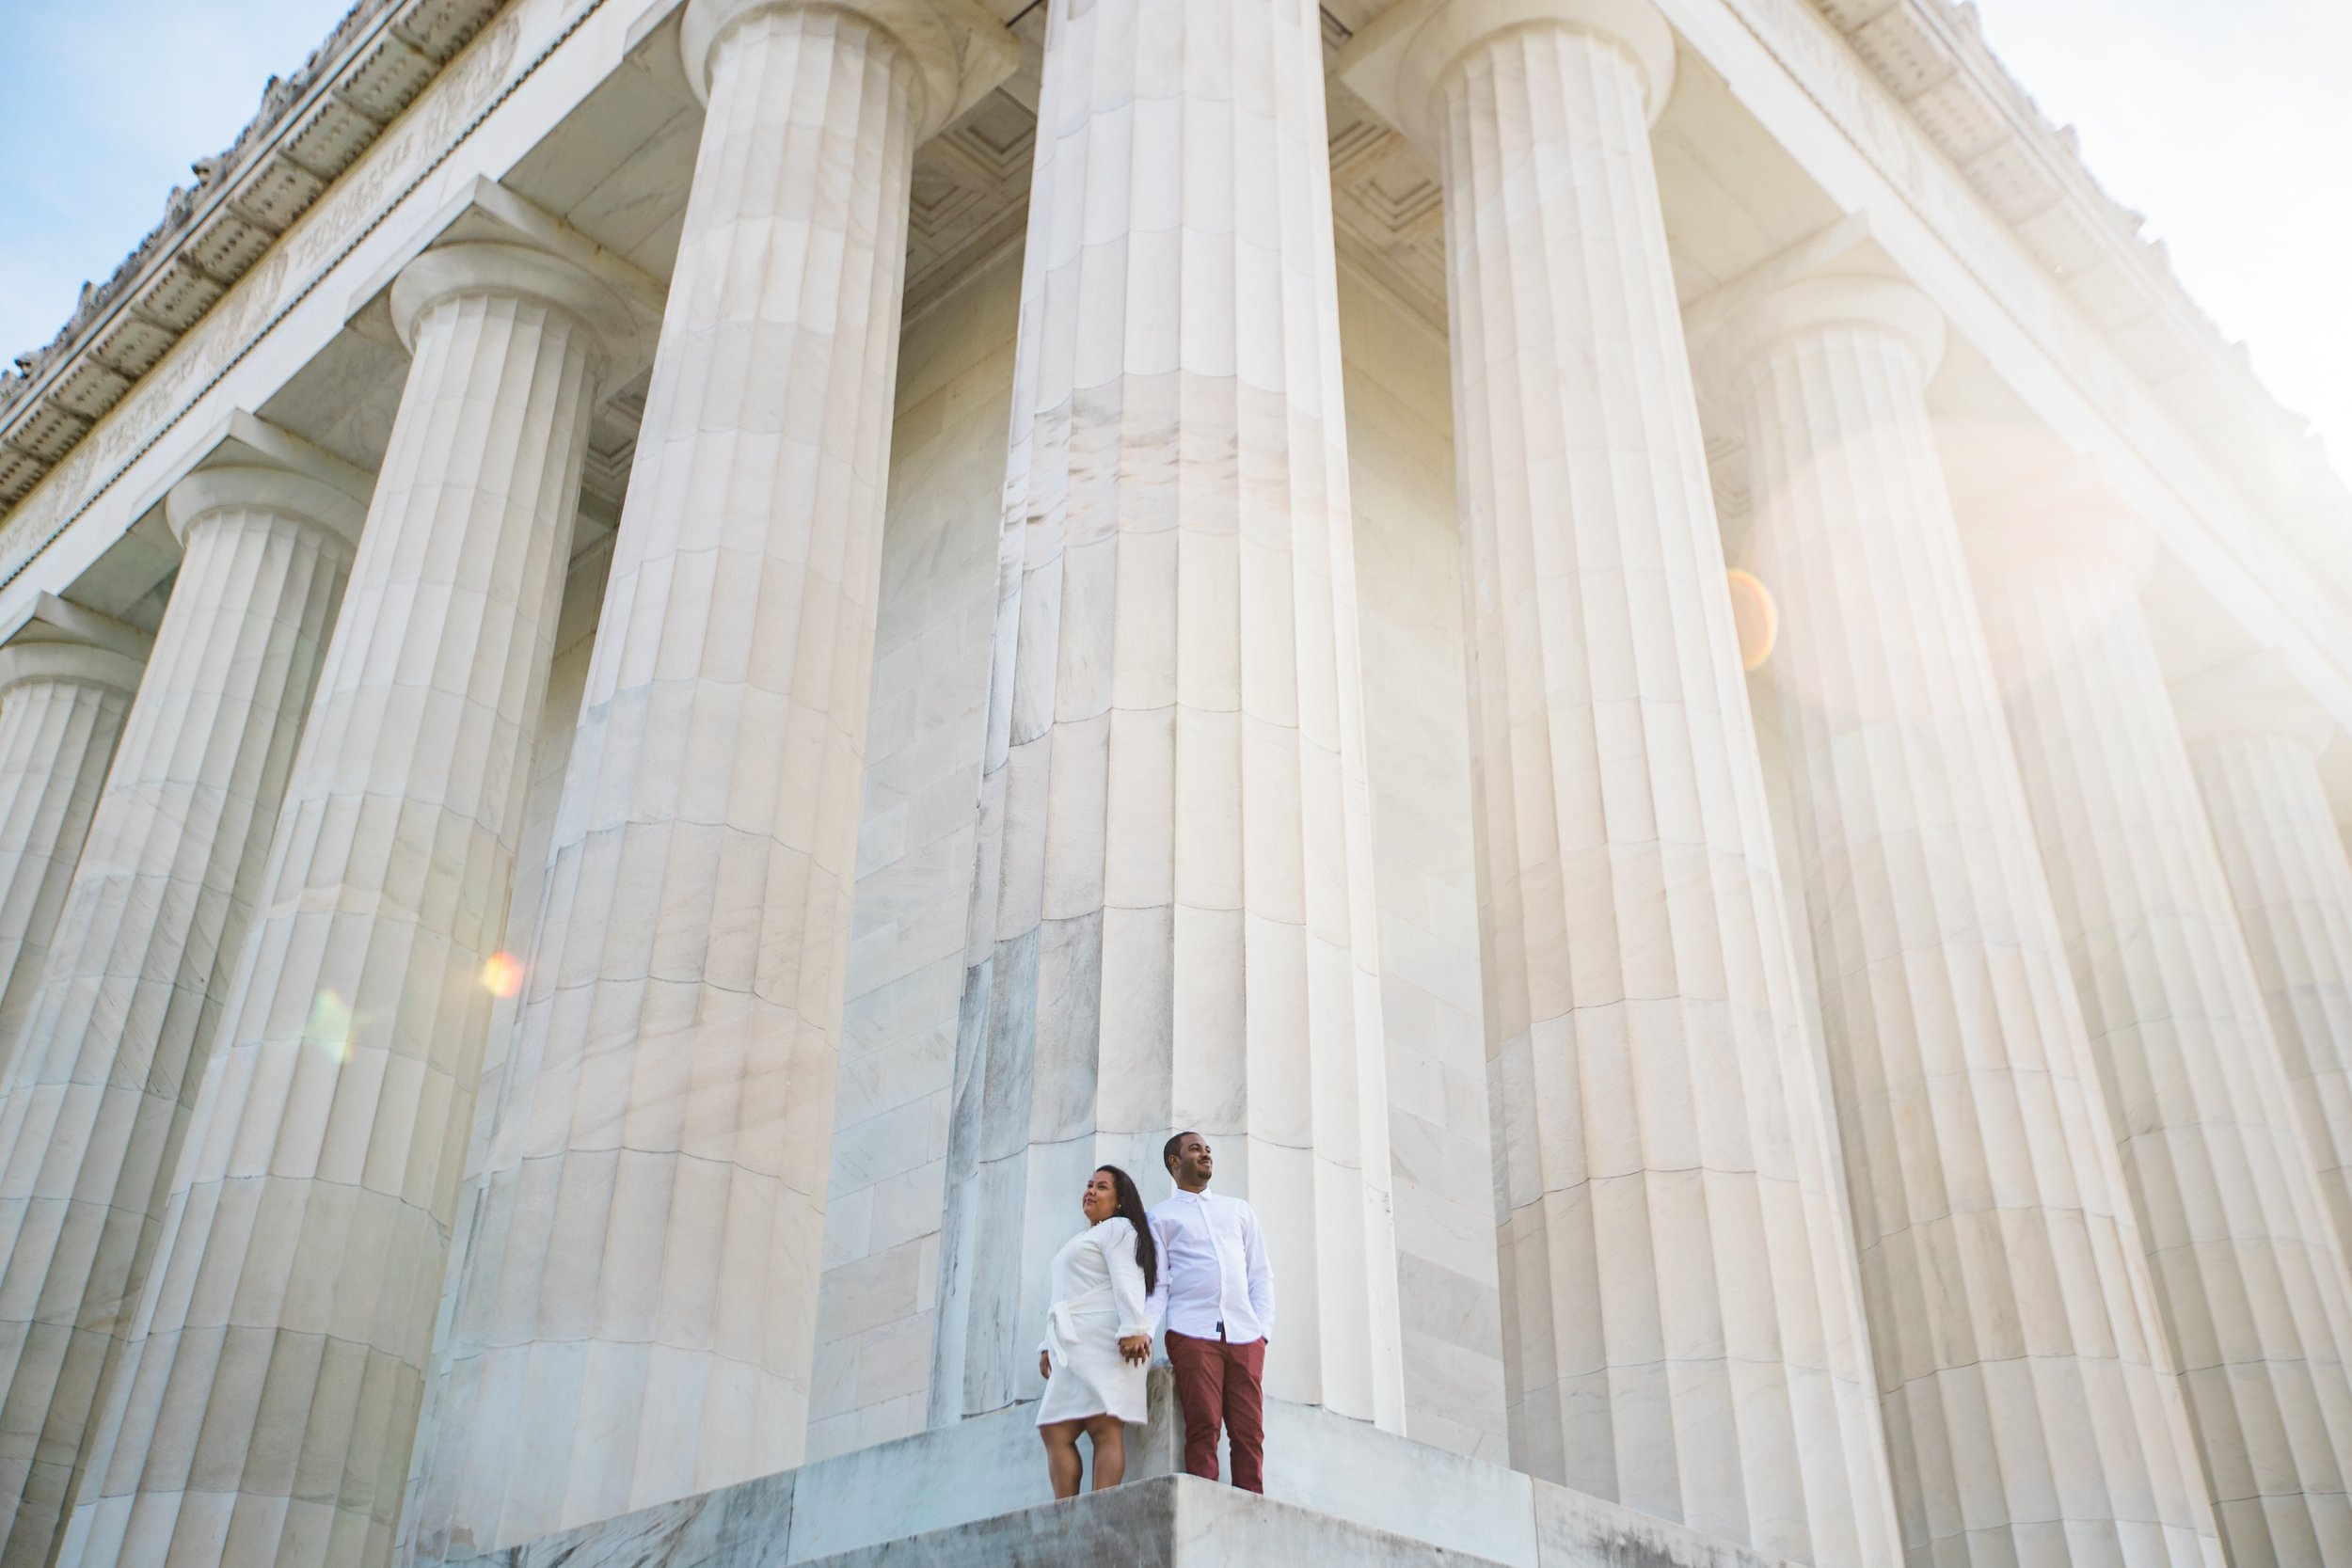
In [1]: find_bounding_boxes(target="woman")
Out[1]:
[1037,1164,1157,1498]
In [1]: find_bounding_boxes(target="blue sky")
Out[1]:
[1,0,2344,467]
[0,0,342,359]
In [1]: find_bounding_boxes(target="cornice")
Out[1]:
[5,0,2342,656]
[1808,0,2350,584]
[0,0,512,516]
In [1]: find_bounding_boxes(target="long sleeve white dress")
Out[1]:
[1036,1215,1152,1425]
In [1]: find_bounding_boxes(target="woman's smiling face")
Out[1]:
[1083,1169,1118,1224]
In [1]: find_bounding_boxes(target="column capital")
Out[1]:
[2174,651,2335,753]
[165,465,370,556]
[0,595,151,703]
[390,241,652,378]
[1966,461,2160,593]
[682,0,1017,141]
[1689,269,1946,410]
[1339,0,1675,150]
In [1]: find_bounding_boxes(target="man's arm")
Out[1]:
[1241,1200,1275,1339]
[1145,1212,1169,1336]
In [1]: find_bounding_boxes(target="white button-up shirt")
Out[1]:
[1147,1188,1275,1344]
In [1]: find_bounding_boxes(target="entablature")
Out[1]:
[1,0,2344,753]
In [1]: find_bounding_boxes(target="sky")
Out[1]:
[0,0,2344,468]
[0,0,343,366]
[1965,0,2352,469]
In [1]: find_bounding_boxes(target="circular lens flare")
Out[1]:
[303,990,354,1063]
[1726,568,1778,673]
[481,951,525,1000]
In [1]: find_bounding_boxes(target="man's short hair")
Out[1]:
[1164,1130,1199,1174]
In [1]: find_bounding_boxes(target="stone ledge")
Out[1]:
[798,1476,1512,1567]
[434,1370,1790,1568]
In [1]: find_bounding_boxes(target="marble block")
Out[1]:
[439,1370,1790,1568]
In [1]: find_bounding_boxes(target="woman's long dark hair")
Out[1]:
[1099,1164,1157,1296]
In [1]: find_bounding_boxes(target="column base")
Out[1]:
[432,1371,1785,1567]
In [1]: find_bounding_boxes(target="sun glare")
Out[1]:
[481,951,525,999]
[1726,569,1778,672]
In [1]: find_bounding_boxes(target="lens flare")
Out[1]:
[304,990,354,1063]
[481,951,525,999]
[1726,568,1778,672]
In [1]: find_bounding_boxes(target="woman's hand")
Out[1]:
[1040,1350,1053,1381]
[1119,1335,1151,1365]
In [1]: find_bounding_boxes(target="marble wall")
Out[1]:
[799,238,1504,1465]
[808,243,1025,1461]
[1336,264,1507,1462]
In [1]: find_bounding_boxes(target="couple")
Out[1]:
[1035,1131,1274,1499]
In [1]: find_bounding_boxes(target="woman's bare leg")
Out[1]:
[1085,1415,1126,1490]
[1041,1419,1086,1498]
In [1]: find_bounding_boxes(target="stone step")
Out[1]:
[795,1474,1514,1567]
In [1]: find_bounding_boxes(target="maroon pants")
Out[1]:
[1165,1330,1266,1493]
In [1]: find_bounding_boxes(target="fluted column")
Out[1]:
[0,620,148,1082]
[398,0,1013,1554]
[1695,274,2221,1565]
[0,458,365,1568]
[1338,5,1896,1559]
[1975,493,2352,1563]
[56,241,634,1568]
[933,0,1406,1442]
[2177,658,2352,1294]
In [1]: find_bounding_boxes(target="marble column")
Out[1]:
[2177,657,2352,1298]
[1694,273,2222,1565]
[933,0,1406,1440]
[398,0,1013,1554]
[0,611,149,1084]
[1974,491,2352,1563]
[0,456,365,1568]
[1337,4,1897,1560]
[55,240,634,1568]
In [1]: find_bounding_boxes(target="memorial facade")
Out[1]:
[0,0,2346,1562]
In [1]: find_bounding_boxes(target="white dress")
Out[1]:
[1036,1215,1152,1425]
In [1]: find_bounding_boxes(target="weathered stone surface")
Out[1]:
[0,0,2344,1562]
[438,1372,1792,1568]
[931,0,1404,1441]
[795,1478,1514,1568]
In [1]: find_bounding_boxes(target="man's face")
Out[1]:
[1170,1133,1213,1187]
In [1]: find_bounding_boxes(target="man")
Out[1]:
[1148,1130,1275,1493]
